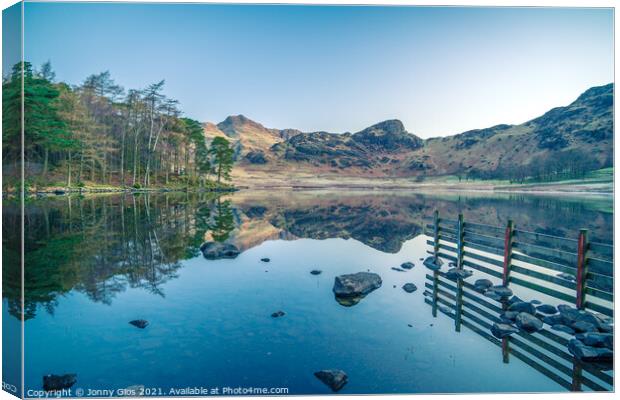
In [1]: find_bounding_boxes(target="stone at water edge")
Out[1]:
[500,311,519,322]
[474,279,493,292]
[43,374,77,391]
[508,301,537,315]
[129,320,149,329]
[536,304,558,315]
[314,370,348,392]
[551,324,575,334]
[423,256,443,271]
[333,272,382,298]
[271,311,285,318]
[484,285,513,300]
[515,312,543,333]
[261,258,270,262]
[445,268,473,280]
[575,332,613,349]
[400,262,415,270]
[491,323,519,338]
[568,339,613,362]
[310,270,322,275]
[507,295,524,305]
[402,283,417,293]
[571,321,597,333]
[200,242,240,259]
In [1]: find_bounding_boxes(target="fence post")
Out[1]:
[502,220,514,286]
[433,210,440,259]
[456,213,464,270]
[575,229,589,310]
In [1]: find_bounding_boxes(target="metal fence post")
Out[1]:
[457,213,464,270]
[576,229,589,310]
[502,220,514,286]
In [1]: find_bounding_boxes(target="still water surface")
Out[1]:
[3,190,613,394]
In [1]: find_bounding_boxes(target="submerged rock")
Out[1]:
[200,242,240,259]
[423,256,443,271]
[271,311,285,318]
[445,268,473,281]
[129,320,149,329]
[43,374,77,391]
[491,323,519,338]
[402,283,417,293]
[400,262,415,270]
[261,258,270,262]
[314,369,348,392]
[516,312,543,333]
[568,339,613,362]
[310,270,322,275]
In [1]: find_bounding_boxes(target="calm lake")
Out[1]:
[3,190,614,395]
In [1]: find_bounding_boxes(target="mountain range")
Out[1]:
[202,83,613,181]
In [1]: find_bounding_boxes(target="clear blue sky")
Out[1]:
[22,3,613,137]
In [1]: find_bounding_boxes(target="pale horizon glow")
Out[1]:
[21,3,614,138]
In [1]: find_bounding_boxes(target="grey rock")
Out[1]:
[543,314,565,326]
[129,320,149,329]
[508,301,537,315]
[423,256,443,271]
[551,324,575,334]
[310,270,322,275]
[43,374,77,391]
[400,262,415,270]
[402,283,417,293]
[333,272,382,306]
[516,312,543,333]
[271,310,285,318]
[568,339,613,362]
[500,311,519,322]
[200,242,240,259]
[314,370,348,392]
[575,332,613,349]
[536,304,558,315]
[446,268,473,280]
[571,321,597,333]
[484,285,513,300]
[261,258,270,262]
[491,323,519,338]
[508,295,524,305]
[474,279,493,292]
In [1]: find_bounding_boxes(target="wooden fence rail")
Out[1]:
[424,211,613,317]
[423,272,613,391]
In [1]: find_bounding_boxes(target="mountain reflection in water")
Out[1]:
[2,190,612,322]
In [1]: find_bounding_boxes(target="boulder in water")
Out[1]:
[423,256,443,271]
[491,323,519,338]
[400,262,415,270]
[314,370,348,392]
[516,312,543,333]
[310,270,322,275]
[446,268,473,281]
[333,272,382,307]
[43,374,77,391]
[402,283,417,293]
[271,311,285,318]
[200,242,240,259]
[129,320,149,329]
[508,301,537,315]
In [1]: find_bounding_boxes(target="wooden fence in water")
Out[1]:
[422,271,613,391]
[423,211,613,316]
[422,211,614,391]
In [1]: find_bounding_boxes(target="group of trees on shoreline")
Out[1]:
[2,61,234,190]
